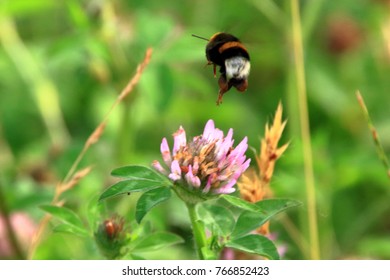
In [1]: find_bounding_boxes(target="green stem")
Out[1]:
[186,203,207,260]
[290,0,320,259]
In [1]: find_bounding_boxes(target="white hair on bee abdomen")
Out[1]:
[225,57,251,80]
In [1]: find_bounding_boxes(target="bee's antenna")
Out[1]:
[191,34,209,41]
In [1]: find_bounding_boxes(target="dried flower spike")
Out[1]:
[238,102,289,235]
[153,120,250,195]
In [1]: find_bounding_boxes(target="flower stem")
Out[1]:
[186,203,207,260]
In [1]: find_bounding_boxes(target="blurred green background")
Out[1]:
[1,0,390,259]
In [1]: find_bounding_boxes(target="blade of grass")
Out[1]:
[356,91,390,179]
[0,15,69,147]
[290,0,320,260]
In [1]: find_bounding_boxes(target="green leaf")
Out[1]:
[40,205,84,230]
[53,223,89,237]
[99,179,169,201]
[135,187,172,223]
[226,234,280,260]
[232,198,301,239]
[220,195,262,212]
[111,165,166,182]
[129,254,146,260]
[86,195,104,231]
[197,203,235,236]
[131,232,184,253]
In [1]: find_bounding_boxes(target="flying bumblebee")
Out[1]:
[192,32,251,105]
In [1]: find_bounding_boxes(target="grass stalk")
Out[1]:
[356,91,390,179]
[290,0,320,260]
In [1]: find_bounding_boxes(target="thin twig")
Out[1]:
[63,48,153,183]
[27,48,153,259]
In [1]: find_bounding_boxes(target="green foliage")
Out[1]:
[52,223,89,237]
[99,179,170,201]
[100,165,299,259]
[197,204,235,237]
[197,197,299,259]
[40,205,88,237]
[99,166,171,201]
[135,187,172,223]
[226,234,279,260]
[232,199,302,239]
[1,0,390,260]
[39,203,184,259]
[111,165,167,181]
[220,194,264,212]
[130,232,184,253]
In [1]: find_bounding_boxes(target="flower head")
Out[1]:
[153,120,250,195]
[94,215,128,259]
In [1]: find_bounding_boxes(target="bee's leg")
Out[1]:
[216,92,224,105]
[217,75,230,105]
[233,79,248,93]
[205,62,217,77]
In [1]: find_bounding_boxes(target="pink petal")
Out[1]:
[192,157,199,174]
[173,126,186,155]
[202,119,215,140]
[212,128,224,141]
[229,137,248,160]
[152,160,167,174]
[185,165,201,188]
[215,179,237,194]
[235,137,248,154]
[168,160,181,181]
[202,176,213,193]
[232,158,251,180]
[223,128,234,147]
[230,154,246,166]
[160,138,172,165]
[242,158,251,172]
[215,128,234,161]
[192,176,201,188]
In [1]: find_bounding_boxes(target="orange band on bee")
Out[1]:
[218,41,247,53]
[209,32,223,41]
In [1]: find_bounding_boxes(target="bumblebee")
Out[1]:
[193,32,251,105]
